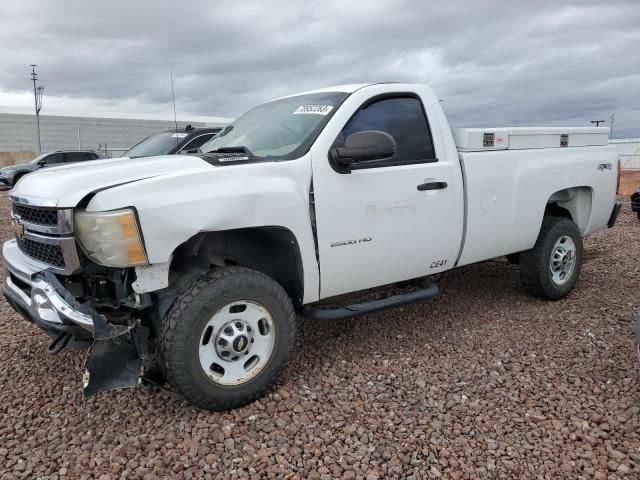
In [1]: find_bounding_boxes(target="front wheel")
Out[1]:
[519,216,583,300]
[159,267,296,410]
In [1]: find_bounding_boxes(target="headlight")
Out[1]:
[75,208,147,267]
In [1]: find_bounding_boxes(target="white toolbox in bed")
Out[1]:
[453,127,609,152]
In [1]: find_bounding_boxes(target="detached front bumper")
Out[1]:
[2,239,95,338]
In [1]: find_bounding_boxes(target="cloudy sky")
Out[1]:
[1,0,638,137]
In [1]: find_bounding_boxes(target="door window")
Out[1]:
[43,153,64,165]
[64,152,91,163]
[335,96,436,167]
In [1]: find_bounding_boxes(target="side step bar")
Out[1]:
[303,282,439,321]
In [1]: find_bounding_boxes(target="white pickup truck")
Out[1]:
[3,83,621,410]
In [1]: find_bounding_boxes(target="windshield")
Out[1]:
[201,92,349,160]
[29,153,49,165]
[124,132,188,158]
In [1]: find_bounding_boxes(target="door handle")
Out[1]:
[417,181,448,191]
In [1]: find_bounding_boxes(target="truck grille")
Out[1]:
[13,204,58,227]
[16,236,65,268]
[10,199,79,273]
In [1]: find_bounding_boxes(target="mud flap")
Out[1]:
[83,309,149,397]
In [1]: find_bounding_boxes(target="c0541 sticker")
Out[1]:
[293,104,333,115]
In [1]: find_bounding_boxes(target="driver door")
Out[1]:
[311,95,459,298]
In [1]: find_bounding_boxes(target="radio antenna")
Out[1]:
[170,70,179,148]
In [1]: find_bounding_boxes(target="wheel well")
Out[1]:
[544,203,572,219]
[169,227,304,309]
[545,187,593,234]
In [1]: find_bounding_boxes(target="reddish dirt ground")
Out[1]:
[620,170,640,196]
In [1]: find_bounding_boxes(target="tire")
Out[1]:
[159,267,296,410]
[519,216,583,300]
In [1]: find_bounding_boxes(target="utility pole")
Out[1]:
[30,65,44,152]
[170,70,179,149]
[590,120,605,127]
[609,113,615,139]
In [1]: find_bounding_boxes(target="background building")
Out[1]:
[0,106,232,165]
[610,138,640,170]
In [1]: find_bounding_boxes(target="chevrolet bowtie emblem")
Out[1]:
[12,219,24,239]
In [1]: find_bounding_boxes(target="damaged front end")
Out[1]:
[2,238,154,397]
[83,311,149,396]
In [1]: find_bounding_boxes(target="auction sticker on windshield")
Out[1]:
[293,104,333,115]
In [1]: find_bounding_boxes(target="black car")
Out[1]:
[631,189,640,220]
[123,125,222,158]
[0,150,104,187]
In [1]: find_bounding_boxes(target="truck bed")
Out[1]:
[456,143,618,267]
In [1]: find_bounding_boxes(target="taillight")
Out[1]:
[616,159,622,195]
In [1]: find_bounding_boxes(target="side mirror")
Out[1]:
[330,130,396,171]
[179,148,200,155]
[37,160,46,167]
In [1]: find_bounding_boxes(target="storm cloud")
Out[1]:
[0,0,638,136]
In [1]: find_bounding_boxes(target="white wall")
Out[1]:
[610,138,640,170]
[0,112,230,158]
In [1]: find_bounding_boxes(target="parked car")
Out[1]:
[123,125,222,158]
[631,188,640,220]
[3,83,621,411]
[0,150,103,187]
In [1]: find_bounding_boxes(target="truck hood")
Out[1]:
[11,155,212,207]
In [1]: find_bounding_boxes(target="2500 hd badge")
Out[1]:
[330,236,372,248]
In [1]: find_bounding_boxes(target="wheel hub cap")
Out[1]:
[550,235,576,285]
[198,300,275,386]
[215,320,254,360]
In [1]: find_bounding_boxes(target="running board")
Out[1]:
[303,282,439,321]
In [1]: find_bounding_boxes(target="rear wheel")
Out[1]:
[519,216,583,300]
[159,267,296,410]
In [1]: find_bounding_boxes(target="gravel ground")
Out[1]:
[0,191,639,480]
